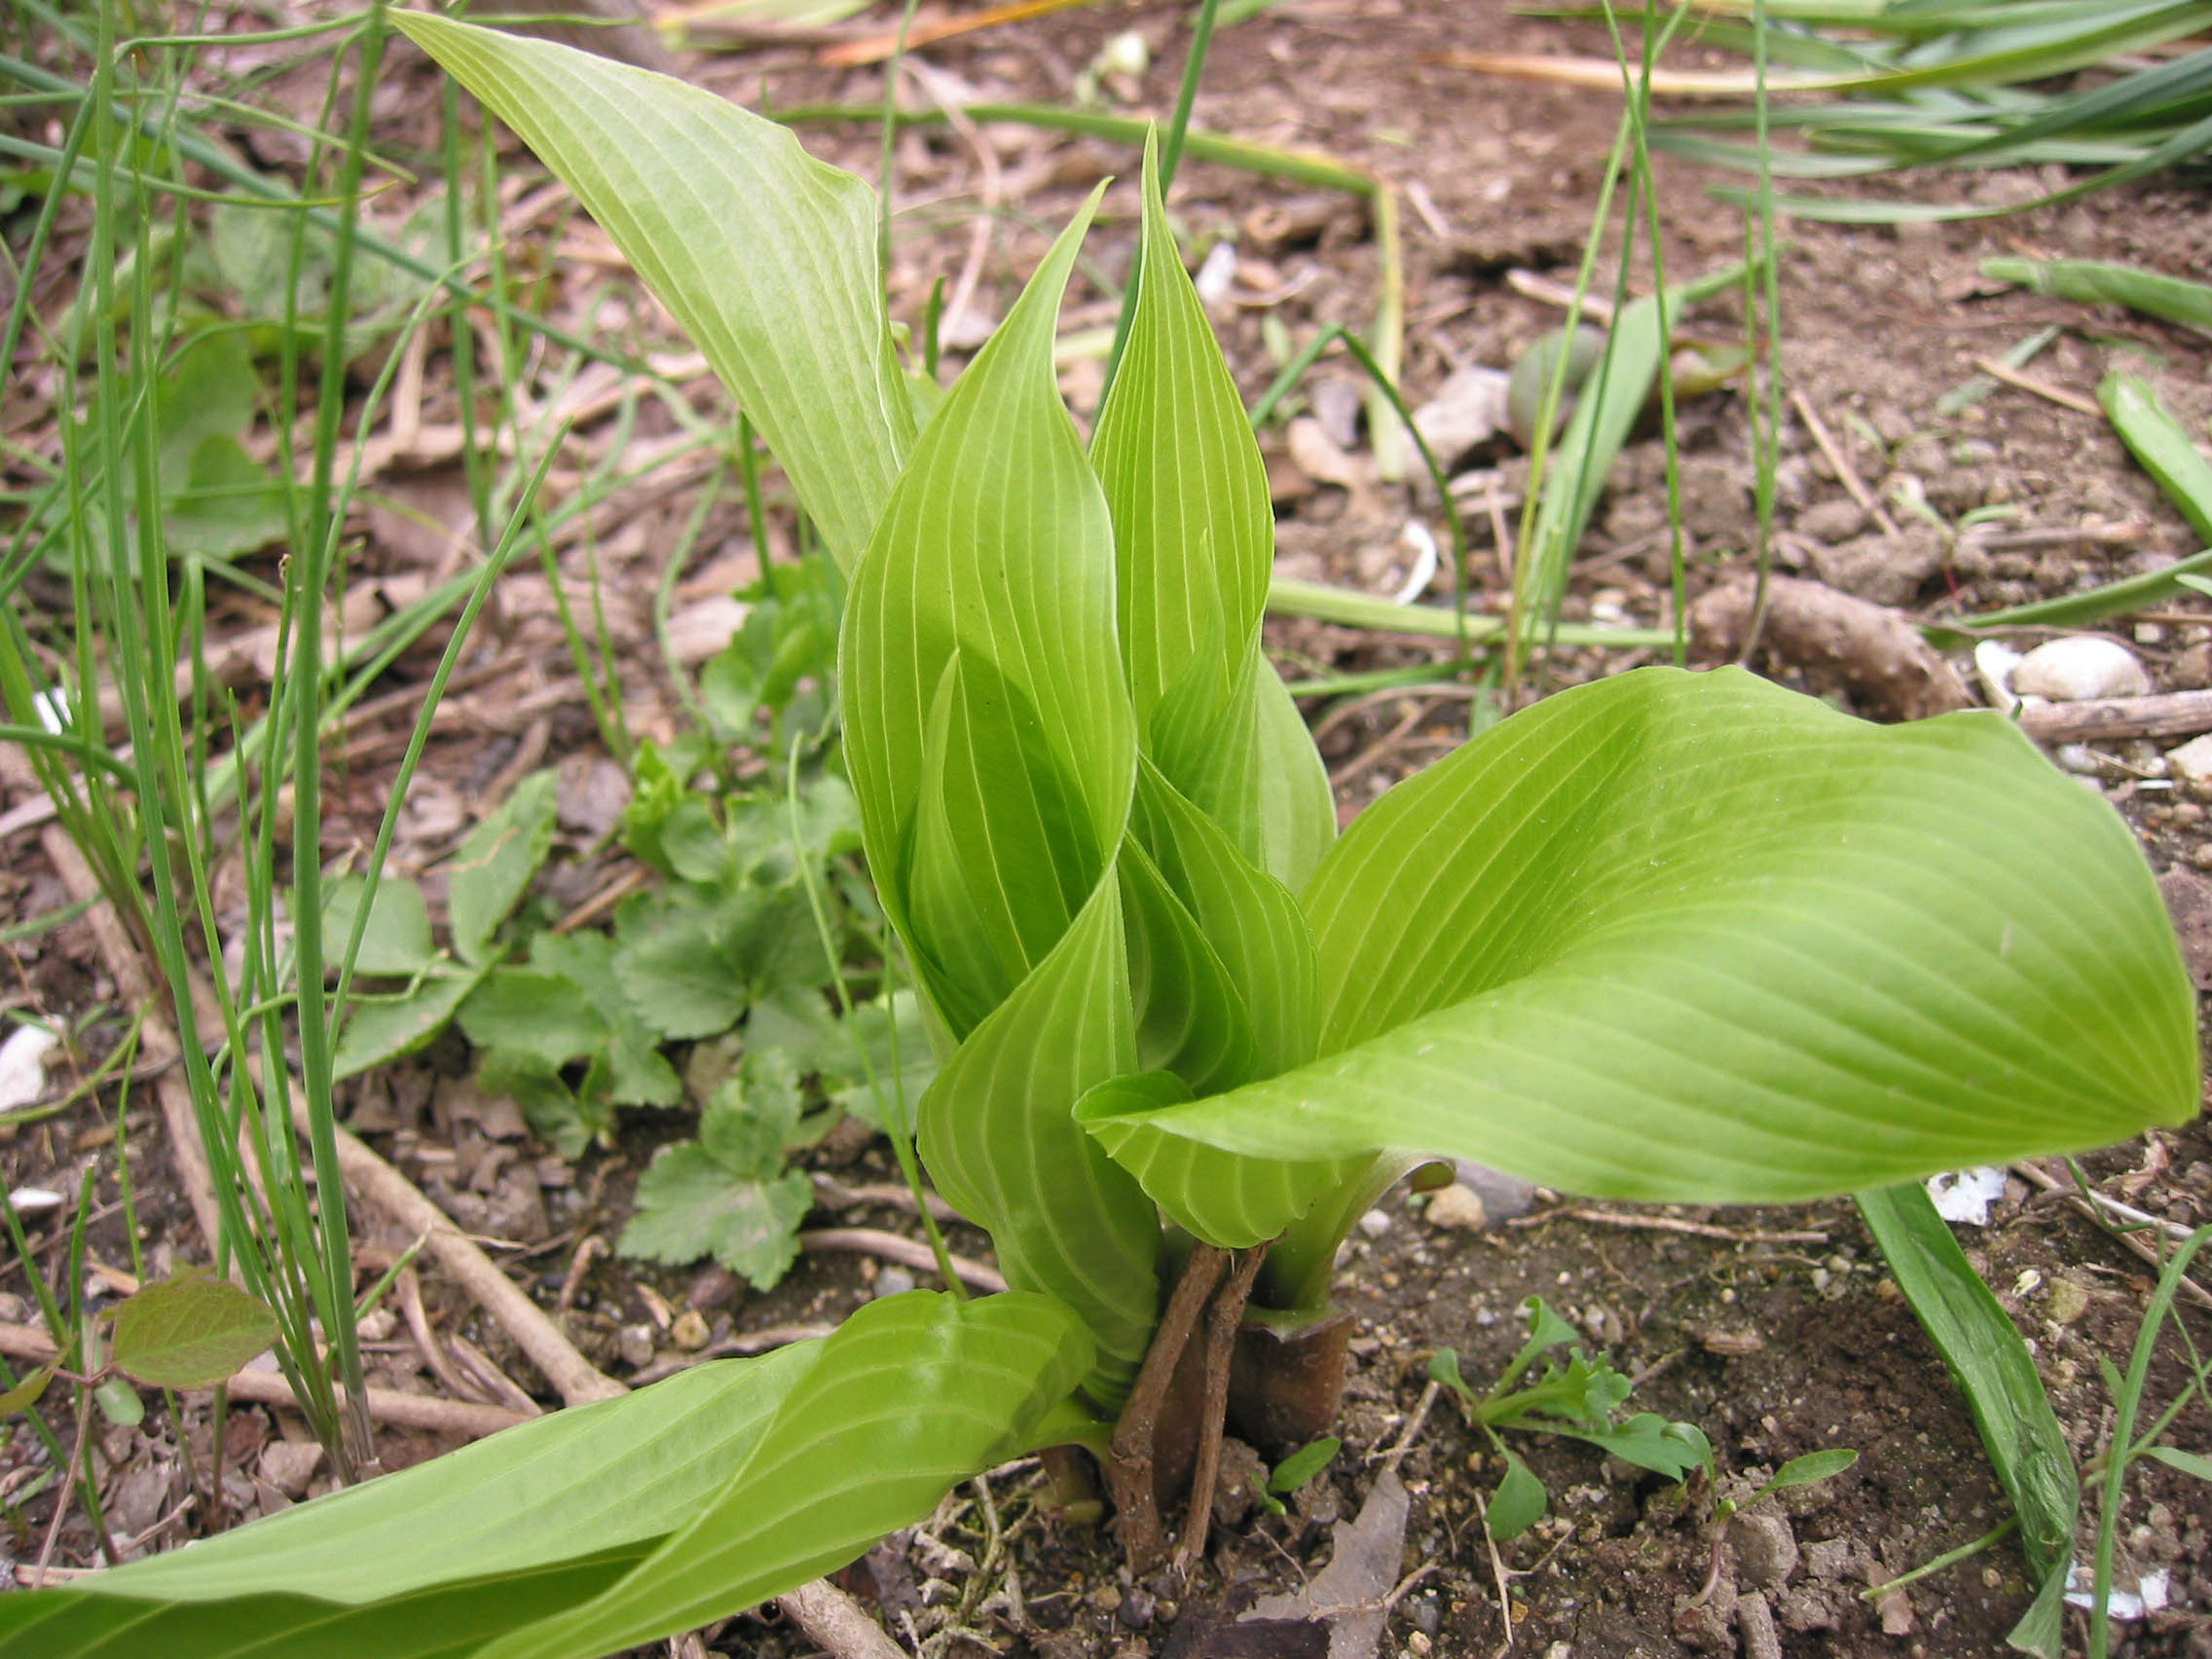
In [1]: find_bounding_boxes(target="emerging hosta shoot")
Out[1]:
[5,17,2192,1658]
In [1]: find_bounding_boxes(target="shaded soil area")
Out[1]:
[3,1,2210,1656]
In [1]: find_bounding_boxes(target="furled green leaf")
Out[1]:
[1075,1070,1355,1251]
[333,963,489,1080]
[919,882,1159,1410]
[619,1144,812,1287]
[1118,840,1257,1095]
[841,188,1133,1040]
[0,1294,1088,1659]
[1089,135,1272,856]
[1080,667,2195,1204]
[394,13,912,572]
[1252,655,1337,893]
[321,873,436,977]
[1857,1182,2075,1658]
[110,1272,278,1388]
[447,770,558,966]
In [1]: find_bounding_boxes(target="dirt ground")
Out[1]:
[3,1,2210,1656]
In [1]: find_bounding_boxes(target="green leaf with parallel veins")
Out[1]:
[447,770,558,966]
[918,881,1159,1410]
[1078,667,2196,1204]
[1253,655,1336,892]
[1118,839,1255,1095]
[1090,136,1271,783]
[841,188,1134,1040]
[110,1272,277,1387]
[468,1292,1091,1659]
[1074,1071,1353,1250]
[393,13,912,573]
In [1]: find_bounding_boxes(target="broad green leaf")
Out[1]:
[470,1292,1090,1659]
[1079,667,2195,1204]
[394,13,912,572]
[333,963,489,1080]
[1089,134,1272,851]
[1858,1182,2075,1658]
[699,1051,805,1177]
[0,1367,53,1416]
[618,1144,812,1287]
[320,874,436,978]
[919,882,1159,1409]
[446,770,557,966]
[841,188,1134,1039]
[110,1272,277,1387]
[1,1294,1087,1659]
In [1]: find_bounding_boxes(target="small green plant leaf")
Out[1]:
[321,874,437,977]
[1269,1436,1341,1495]
[333,963,490,1079]
[110,1272,279,1387]
[1858,1182,2076,1659]
[528,932,683,1109]
[92,1377,144,1427]
[446,770,558,966]
[698,1051,805,1179]
[1560,1414,1710,1482]
[611,881,827,1042]
[458,970,607,1073]
[618,1144,813,1289]
[392,13,912,573]
[2141,1446,2212,1481]
[2098,371,2212,545]
[1767,1448,1860,1491]
[1486,1449,1546,1542]
[1080,668,2195,1204]
[0,1367,53,1416]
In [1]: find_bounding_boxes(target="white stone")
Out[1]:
[1972,639,2023,711]
[1926,1166,2007,1226]
[2011,637,2150,701]
[1357,1208,1392,1239]
[1411,364,1510,467]
[0,1023,55,1112]
[1422,1183,1488,1232]
[2167,733,2212,784]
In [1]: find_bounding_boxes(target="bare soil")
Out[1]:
[3,2,2209,1656]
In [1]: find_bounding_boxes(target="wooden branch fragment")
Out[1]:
[1107,1244,1226,1570]
[1789,387,1900,540]
[797,1228,1007,1294]
[0,1321,530,1438]
[1174,1245,1271,1579]
[1972,356,2101,418]
[1692,576,1975,723]
[775,1577,908,1659]
[2014,688,2212,745]
[299,1099,626,1406]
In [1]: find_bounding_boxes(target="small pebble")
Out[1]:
[1358,1208,1392,1239]
[670,1309,710,1350]
[1421,1183,1488,1232]
[1118,1588,1155,1628]
[2167,733,2212,785]
[874,1267,916,1299]
[2011,637,2150,702]
[616,1324,655,1369]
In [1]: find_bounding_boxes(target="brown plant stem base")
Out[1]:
[1174,1244,1272,1577]
[1104,1242,1225,1568]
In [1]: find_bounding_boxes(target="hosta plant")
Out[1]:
[5,17,2194,1657]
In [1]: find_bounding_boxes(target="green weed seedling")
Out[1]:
[1430,1299,1716,1542]
[0,16,2198,1658]
[1255,1435,1341,1518]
